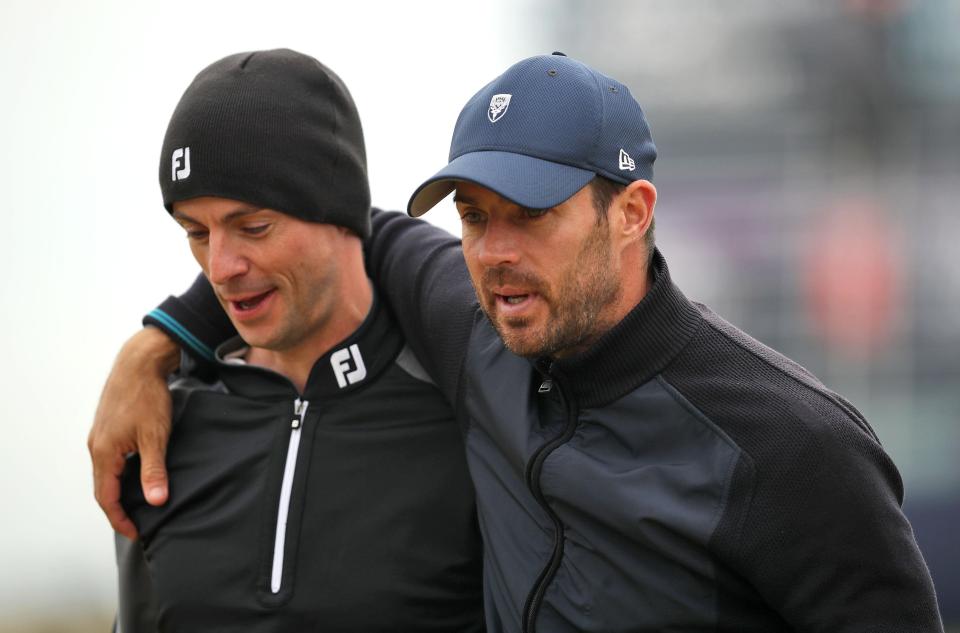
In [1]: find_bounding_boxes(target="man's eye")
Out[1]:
[524,207,549,219]
[185,229,208,241]
[242,224,270,235]
[460,211,485,225]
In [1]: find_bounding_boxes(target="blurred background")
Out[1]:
[1,0,957,630]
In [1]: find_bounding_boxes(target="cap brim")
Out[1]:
[407,151,596,217]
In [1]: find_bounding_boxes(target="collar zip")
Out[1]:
[523,250,700,406]
[534,358,554,393]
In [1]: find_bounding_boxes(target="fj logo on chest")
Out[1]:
[331,343,367,388]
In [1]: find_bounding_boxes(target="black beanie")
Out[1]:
[159,48,371,238]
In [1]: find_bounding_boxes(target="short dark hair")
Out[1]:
[589,176,655,263]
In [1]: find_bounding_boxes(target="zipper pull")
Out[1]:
[292,398,309,429]
[536,360,555,393]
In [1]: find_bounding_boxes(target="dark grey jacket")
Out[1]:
[161,210,943,632]
[121,293,484,633]
[363,212,943,633]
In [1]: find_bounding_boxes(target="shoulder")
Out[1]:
[168,352,230,420]
[666,304,883,451]
[662,303,902,509]
[666,308,940,631]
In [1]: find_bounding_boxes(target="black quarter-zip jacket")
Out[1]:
[120,292,484,633]
[154,210,943,632]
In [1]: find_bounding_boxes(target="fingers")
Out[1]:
[88,327,180,530]
[138,422,170,507]
[90,441,138,540]
[103,488,140,541]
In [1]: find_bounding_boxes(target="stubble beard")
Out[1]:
[482,221,622,359]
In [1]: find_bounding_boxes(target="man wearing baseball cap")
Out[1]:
[93,53,942,631]
[377,52,942,631]
[105,49,483,632]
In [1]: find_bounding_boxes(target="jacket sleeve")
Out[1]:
[365,209,477,406]
[115,534,159,633]
[713,407,944,632]
[142,274,237,364]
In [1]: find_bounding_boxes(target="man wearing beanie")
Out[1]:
[93,53,943,631]
[107,49,483,632]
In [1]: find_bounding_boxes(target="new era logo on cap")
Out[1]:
[619,148,635,171]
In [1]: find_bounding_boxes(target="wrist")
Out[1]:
[121,326,181,377]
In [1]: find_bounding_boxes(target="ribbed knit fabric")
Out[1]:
[551,249,701,408]
[662,308,942,631]
[159,48,371,238]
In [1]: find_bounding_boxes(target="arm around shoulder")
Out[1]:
[366,209,478,402]
[89,326,179,539]
[143,272,236,364]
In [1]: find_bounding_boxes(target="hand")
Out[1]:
[88,326,180,539]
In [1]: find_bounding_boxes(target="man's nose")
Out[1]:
[206,233,249,284]
[475,217,520,268]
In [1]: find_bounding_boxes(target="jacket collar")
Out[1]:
[213,289,403,400]
[541,248,703,408]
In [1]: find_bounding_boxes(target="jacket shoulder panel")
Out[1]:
[661,305,940,631]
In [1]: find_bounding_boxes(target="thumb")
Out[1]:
[138,425,170,506]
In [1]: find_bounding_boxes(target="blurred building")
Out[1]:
[542,0,960,621]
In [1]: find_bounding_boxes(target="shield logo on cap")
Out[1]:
[488,94,512,123]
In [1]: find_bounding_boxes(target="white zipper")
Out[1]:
[270,397,309,593]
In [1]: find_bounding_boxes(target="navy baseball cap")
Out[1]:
[408,53,656,216]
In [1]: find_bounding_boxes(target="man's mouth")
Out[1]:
[228,289,275,313]
[498,293,531,305]
[492,290,540,316]
[482,269,545,317]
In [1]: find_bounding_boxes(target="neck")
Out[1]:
[246,249,372,393]
[596,244,652,344]
[550,249,703,408]
[614,248,652,325]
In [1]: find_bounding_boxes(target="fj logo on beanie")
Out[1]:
[172,147,191,181]
[159,49,372,238]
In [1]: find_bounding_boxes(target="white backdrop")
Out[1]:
[0,0,542,617]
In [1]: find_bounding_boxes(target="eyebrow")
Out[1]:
[172,206,266,225]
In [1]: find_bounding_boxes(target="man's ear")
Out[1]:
[615,179,657,244]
